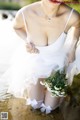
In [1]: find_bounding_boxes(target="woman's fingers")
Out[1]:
[66,52,75,64]
[26,42,39,53]
[34,48,39,53]
[30,48,39,53]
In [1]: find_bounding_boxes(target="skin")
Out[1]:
[13,0,80,110]
[13,0,80,59]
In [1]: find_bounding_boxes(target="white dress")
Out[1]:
[0,9,79,99]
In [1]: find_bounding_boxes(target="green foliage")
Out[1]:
[23,0,40,4]
[68,4,80,13]
[41,70,69,97]
[0,2,21,10]
[66,74,80,106]
[29,0,40,3]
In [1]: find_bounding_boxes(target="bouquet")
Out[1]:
[41,70,68,97]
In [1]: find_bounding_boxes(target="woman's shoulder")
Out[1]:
[17,1,41,15]
[14,1,40,22]
[61,3,79,17]
[61,3,80,27]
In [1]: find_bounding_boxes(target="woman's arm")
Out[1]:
[67,11,80,63]
[13,9,27,41]
[13,8,39,53]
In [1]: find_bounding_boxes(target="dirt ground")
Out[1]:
[0,74,80,120]
[0,98,64,120]
[0,65,80,120]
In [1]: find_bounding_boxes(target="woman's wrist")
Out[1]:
[25,36,32,44]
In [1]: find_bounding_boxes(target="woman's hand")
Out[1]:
[25,42,39,53]
[65,49,75,69]
[67,49,75,64]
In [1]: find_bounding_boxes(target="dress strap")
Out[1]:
[21,12,31,43]
[64,8,74,31]
[21,12,27,36]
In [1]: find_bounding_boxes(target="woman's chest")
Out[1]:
[26,14,66,46]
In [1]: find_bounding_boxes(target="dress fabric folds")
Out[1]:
[0,19,80,99]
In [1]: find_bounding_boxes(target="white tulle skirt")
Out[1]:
[0,41,66,98]
[0,20,80,99]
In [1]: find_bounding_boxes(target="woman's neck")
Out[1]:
[41,0,61,17]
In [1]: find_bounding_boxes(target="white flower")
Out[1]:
[54,90,60,95]
[54,86,61,90]
[40,81,45,85]
[60,91,65,95]
[47,87,52,92]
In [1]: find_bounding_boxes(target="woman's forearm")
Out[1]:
[68,38,78,63]
[13,28,27,42]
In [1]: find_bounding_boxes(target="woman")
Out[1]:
[0,0,80,114]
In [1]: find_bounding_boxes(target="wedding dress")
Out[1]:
[0,8,79,101]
